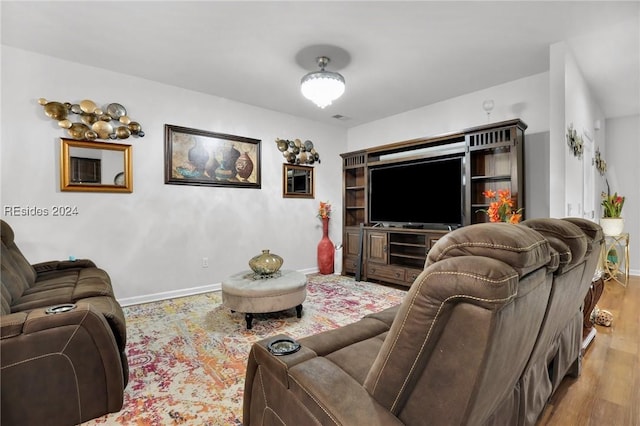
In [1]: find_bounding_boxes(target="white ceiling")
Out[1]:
[2,1,638,128]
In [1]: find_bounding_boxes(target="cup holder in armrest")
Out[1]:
[45,304,77,314]
[267,338,301,356]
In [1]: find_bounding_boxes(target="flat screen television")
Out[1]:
[369,156,464,227]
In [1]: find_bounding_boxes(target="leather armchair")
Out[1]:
[244,222,556,425]
[510,218,603,426]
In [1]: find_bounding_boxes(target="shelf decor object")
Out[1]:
[476,189,523,223]
[594,147,607,175]
[249,249,284,279]
[317,201,335,274]
[600,218,624,236]
[39,98,144,141]
[300,56,345,109]
[565,123,583,158]
[600,191,625,235]
[275,138,320,165]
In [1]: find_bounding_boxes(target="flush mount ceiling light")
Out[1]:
[300,56,345,109]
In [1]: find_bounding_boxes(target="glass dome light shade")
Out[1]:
[300,70,345,109]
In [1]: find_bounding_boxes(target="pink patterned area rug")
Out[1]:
[85,274,406,425]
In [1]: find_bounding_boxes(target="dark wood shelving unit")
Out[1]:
[340,119,526,286]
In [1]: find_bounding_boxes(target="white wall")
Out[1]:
[347,72,551,221]
[1,47,346,304]
[605,115,640,274]
[348,72,550,151]
[563,44,606,220]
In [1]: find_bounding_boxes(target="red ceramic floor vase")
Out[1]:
[317,217,335,274]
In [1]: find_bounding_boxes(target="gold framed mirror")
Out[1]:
[60,138,133,193]
[283,164,314,198]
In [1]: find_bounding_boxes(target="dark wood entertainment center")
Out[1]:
[340,119,527,287]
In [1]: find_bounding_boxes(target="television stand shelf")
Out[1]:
[340,119,526,287]
[364,227,448,287]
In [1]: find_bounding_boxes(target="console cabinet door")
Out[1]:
[343,227,362,274]
[367,231,387,264]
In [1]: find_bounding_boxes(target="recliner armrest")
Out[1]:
[249,334,318,389]
[0,312,28,339]
[1,303,125,425]
[288,357,405,425]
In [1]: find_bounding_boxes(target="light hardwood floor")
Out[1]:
[539,275,640,426]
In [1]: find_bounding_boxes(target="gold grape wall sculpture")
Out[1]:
[275,138,320,165]
[39,98,144,141]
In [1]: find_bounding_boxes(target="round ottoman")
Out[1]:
[221,269,307,329]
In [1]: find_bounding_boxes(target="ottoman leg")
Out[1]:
[296,304,303,318]
[245,313,254,329]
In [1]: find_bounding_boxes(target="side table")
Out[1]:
[602,233,630,286]
[582,271,605,350]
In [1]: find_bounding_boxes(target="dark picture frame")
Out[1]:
[164,124,261,188]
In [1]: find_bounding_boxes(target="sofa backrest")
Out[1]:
[363,223,555,426]
[519,219,589,352]
[561,217,604,284]
[1,220,36,287]
[509,218,602,424]
[1,242,32,315]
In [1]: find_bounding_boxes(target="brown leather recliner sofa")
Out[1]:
[243,218,603,426]
[512,218,603,425]
[0,219,128,426]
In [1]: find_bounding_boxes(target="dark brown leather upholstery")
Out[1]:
[1,220,128,426]
[244,222,558,426]
[508,218,603,426]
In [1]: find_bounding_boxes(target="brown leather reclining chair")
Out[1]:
[244,223,556,425]
[509,218,602,426]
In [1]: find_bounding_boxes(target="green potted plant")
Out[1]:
[600,192,625,235]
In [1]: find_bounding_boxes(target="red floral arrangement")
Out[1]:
[478,189,523,223]
[317,201,332,219]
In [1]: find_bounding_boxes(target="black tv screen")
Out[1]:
[369,156,464,226]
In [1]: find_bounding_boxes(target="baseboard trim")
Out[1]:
[118,283,222,307]
[117,267,319,307]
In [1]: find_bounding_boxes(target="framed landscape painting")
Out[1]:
[164,124,261,188]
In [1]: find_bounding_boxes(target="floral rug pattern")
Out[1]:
[85,274,406,425]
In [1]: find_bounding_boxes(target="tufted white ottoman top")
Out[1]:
[221,270,307,315]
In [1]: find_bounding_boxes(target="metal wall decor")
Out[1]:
[275,138,321,165]
[566,123,583,159]
[594,147,607,176]
[39,98,144,141]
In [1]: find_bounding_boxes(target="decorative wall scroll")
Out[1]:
[164,124,261,188]
[39,98,144,141]
[566,123,583,159]
[275,138,321,165]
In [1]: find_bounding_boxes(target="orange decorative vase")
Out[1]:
[317,217,335,274]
